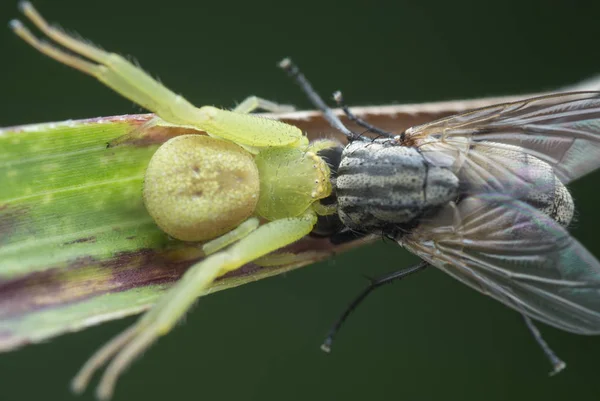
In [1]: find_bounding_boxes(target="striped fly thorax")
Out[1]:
[336,139,459,232]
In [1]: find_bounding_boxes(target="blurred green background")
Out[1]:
[2,0,600,400]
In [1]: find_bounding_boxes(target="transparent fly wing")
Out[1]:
[419,139,563,199]
[402,195,600,334]
[407,92,600,184]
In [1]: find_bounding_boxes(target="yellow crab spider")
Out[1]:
[10,2,340,399]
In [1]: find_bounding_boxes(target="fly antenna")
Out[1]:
[278,58,359,141]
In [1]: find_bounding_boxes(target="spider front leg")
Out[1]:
[142,94,297,141]
[233,96,295,114]
[72,211,317,400]
[11,2,201,125]
[108,94,298,148]
[10,3,305,148]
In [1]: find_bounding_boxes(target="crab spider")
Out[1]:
[10,2,340,399]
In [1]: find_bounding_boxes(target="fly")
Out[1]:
[280,58,600,374]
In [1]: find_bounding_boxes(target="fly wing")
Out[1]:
[406,92,600,185]
[402,195,600,334]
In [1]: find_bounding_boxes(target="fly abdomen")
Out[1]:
[472,142,575,226]
[336,139,459,231]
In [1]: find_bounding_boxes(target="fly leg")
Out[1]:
[279,58,357,140]
[279,58,396,140]
[321,260,429,352]
[521,314,566,375]
[331,91,397,138]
